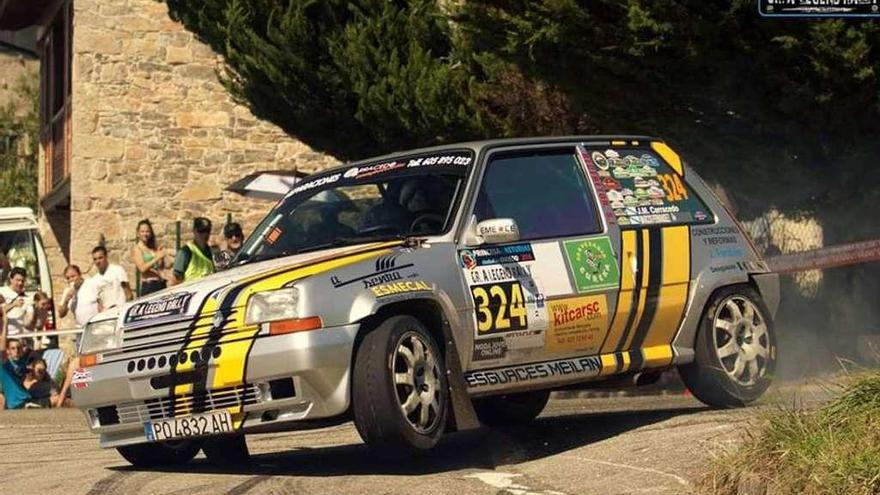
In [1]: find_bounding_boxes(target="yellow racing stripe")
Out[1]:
[639,345,675,369]
[601,230,637,354]
[621,229,651,351]
[171,244,398,425]
[642,226,690,357]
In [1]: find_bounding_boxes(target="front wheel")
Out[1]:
[679,285,776,407]
[116,440,201,467]
[352,315,449,453]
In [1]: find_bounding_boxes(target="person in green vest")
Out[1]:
[171,217,215,285]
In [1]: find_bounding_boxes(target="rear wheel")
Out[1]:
[352,315,449,453]
[202,434,250,465]
[679,285,776,407]
[116,440,200,467]
[474,390,550,427]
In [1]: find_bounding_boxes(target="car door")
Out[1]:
[459,145,624,383]
[589,142,709,374]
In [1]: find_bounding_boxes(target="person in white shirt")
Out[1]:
[58,265,102,328]
[0,267,35,336]
[90,246,132,309]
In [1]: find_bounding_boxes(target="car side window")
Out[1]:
[474,150,602,241]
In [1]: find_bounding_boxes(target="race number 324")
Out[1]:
[471,281,528,334]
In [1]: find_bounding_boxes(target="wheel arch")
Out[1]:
[673,276,775,364]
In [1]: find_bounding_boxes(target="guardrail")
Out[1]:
[11,327,83,339]
[765,239,880,274]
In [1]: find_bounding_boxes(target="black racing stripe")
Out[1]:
[629,228,663,362]
[166,289,222,418]
[168,244,394,415]
[614,230,644,370]
[190,282,251,414]
[628,350,643,371]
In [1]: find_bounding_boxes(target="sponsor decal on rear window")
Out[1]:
[582,148,713,227]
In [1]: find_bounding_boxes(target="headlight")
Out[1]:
[79,319,121,355]
[245,287,299,325]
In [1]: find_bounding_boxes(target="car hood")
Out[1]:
[100,243,397,329]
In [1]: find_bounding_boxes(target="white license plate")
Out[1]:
[144,410,233,442]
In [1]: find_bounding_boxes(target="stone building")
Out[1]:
[0,28,38,162]
[0,0,336,309]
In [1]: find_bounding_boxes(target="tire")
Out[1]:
[473,389,550,427]
[116,440,200,467]
[679,285,776,408]
[202,434,250,465]
[352,315,449,453]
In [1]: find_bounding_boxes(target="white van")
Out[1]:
[0,207,55,330]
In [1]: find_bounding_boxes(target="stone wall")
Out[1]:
[67,0,337,291]
[0,47,37,112]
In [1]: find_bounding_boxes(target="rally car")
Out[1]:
[74,136,778,466]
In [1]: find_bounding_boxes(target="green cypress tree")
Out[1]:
[165,0,491,159]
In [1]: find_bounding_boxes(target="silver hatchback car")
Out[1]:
[74,136,778,465]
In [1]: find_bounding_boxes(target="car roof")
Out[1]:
[321,135,662,175]
[0,207,36,222]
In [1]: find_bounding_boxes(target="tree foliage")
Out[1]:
[165,0,491,159]
[164,0,880,224]
[0,73,39,211]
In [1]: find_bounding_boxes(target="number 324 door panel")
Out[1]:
[460,240,617,367]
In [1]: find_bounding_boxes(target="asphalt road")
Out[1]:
[0,391,791,495]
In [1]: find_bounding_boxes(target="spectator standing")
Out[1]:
[215,222,244,271]
[91,246,133,309]
[0,267,34,337]
[130,219,170,295]
[58,265,103,329]
[0,322,31,410]
[171,217,215,285]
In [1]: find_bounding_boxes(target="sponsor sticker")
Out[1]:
[72,368,93,390]
[405,153,473,168]
[331,255,415,289]
[289,172,341,195]
[459,243,535,268]
[546,295,609,354]
[465,355,603,388]
[563,237,621,293]
[125,292,193,324]
[472,336,508,361]
[370,280,431,297]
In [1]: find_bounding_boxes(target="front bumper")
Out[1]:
[75,323,358,448]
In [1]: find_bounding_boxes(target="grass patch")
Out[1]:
[707,373,880,495]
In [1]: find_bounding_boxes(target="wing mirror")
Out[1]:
[465,217,520,246]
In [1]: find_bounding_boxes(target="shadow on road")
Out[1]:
[110,403,707,477]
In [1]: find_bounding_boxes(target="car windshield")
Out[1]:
[236,151,472,264]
